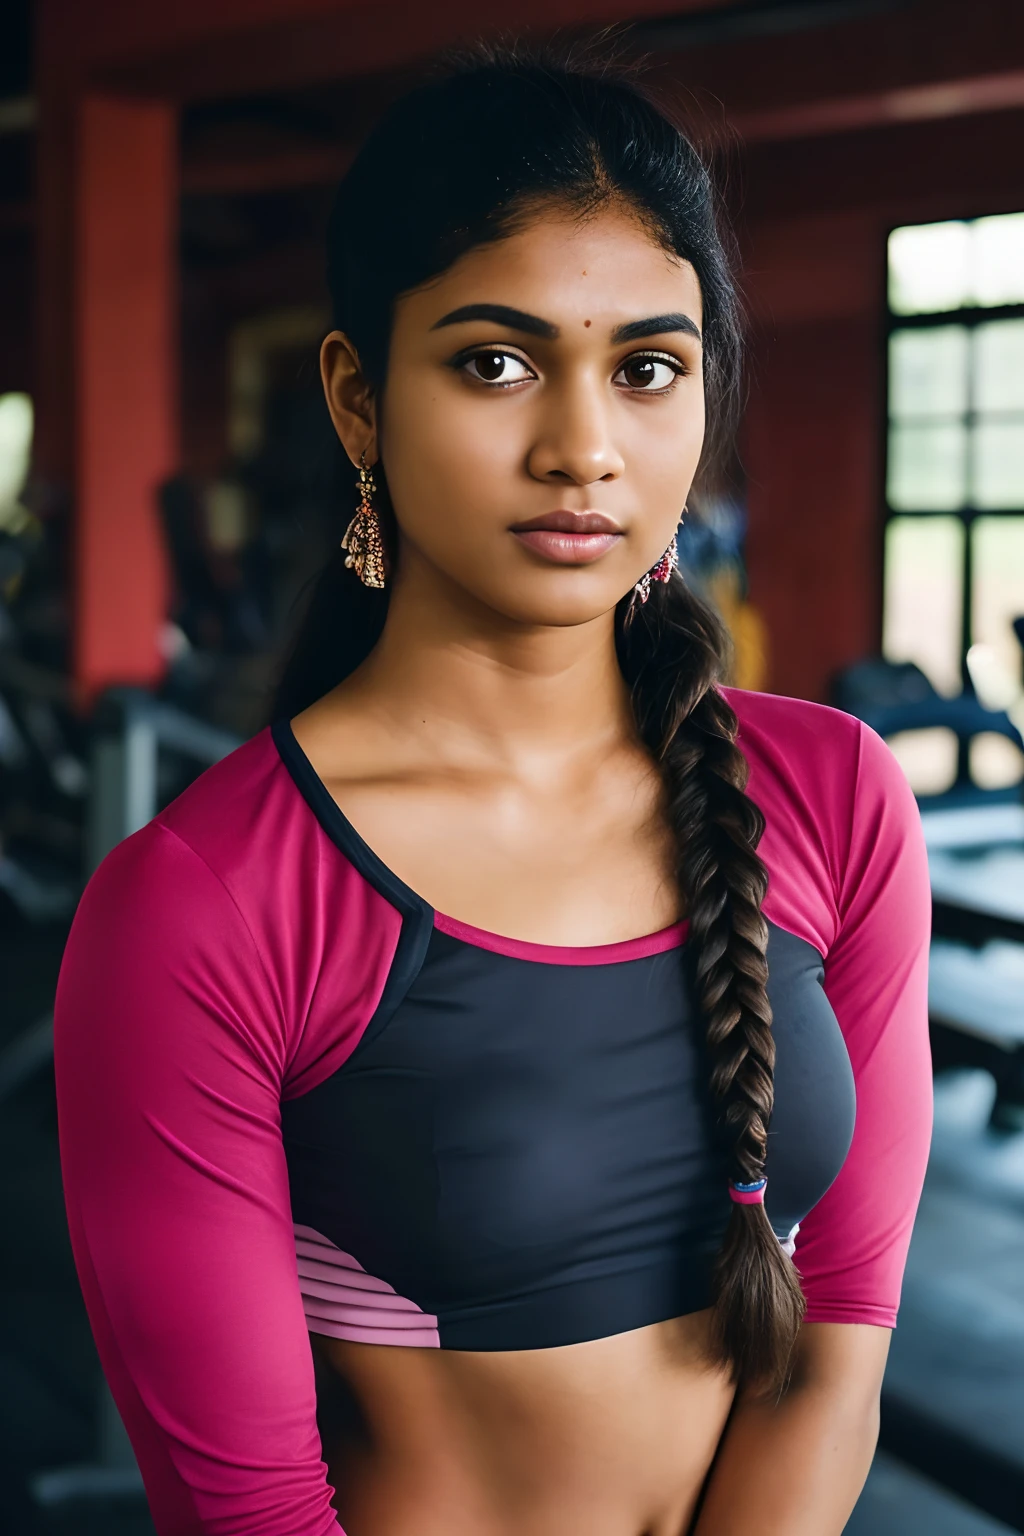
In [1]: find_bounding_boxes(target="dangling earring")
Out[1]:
[341,451,387,589]
[631,507,685,609]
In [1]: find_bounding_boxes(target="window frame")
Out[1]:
[883,234,1024,698]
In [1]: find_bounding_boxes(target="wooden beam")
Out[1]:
[88,0,734,102]
[168,0,1024,195]
[738,104,1024,224]
[40,0,363,74]
[649,0,1024,142]
[733,69,1024,142]
[182,144,352,195]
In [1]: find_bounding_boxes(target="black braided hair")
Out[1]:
[617,571,805,1389]
[273,38,804,1392]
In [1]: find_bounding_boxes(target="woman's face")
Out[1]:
[323,200,706,627]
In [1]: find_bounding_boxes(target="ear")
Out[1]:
[320,330,379,467]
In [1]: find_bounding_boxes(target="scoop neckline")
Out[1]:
[271,716,689,966]
[432,909,689,963]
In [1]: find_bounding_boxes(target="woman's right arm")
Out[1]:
[54,820,343,1536]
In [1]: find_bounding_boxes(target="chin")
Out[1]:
[481,580,628,629]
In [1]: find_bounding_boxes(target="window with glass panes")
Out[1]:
[883,213,1024,791]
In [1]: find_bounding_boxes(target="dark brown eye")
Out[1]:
[462,351,533,385]
[475,352,509,381]
[614,355,681,391]
[625,359,656,388]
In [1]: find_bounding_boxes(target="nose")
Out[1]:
[527,373,625,486]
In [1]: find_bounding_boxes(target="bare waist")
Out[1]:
[311,1309,735,1536]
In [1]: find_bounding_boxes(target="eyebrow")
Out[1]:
[431,304,558,339]
[611,313,702,344]
[430,303,702,345]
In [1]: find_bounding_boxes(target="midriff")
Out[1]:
[311,1308,736,1536]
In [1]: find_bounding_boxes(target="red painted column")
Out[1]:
[74,94,177,697]
[742,314,882,703]
[737,210,885,703]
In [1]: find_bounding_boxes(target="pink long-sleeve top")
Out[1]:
[53,685,933,1535]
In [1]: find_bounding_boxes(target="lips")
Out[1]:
[510,509,623,566]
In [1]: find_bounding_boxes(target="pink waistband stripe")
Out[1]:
[294,1224,440,1347]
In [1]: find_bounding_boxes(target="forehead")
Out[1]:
[399,201,703,332]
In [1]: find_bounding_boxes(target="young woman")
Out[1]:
[54,45,933,1536]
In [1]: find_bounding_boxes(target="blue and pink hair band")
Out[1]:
[728,1177,768,1206]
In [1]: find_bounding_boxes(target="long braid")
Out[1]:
[617,572,806,1394]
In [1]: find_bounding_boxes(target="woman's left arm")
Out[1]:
[695,714,934,1533]
[691,1322,890,1535]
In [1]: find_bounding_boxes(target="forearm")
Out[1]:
[690,1379,880,1536]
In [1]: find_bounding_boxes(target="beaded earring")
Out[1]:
[341,451,387,589]
[631,508,686,608]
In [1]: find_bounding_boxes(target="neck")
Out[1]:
[337,548,639,770]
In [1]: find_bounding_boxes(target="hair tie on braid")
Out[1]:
[729,1178,767,1205]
